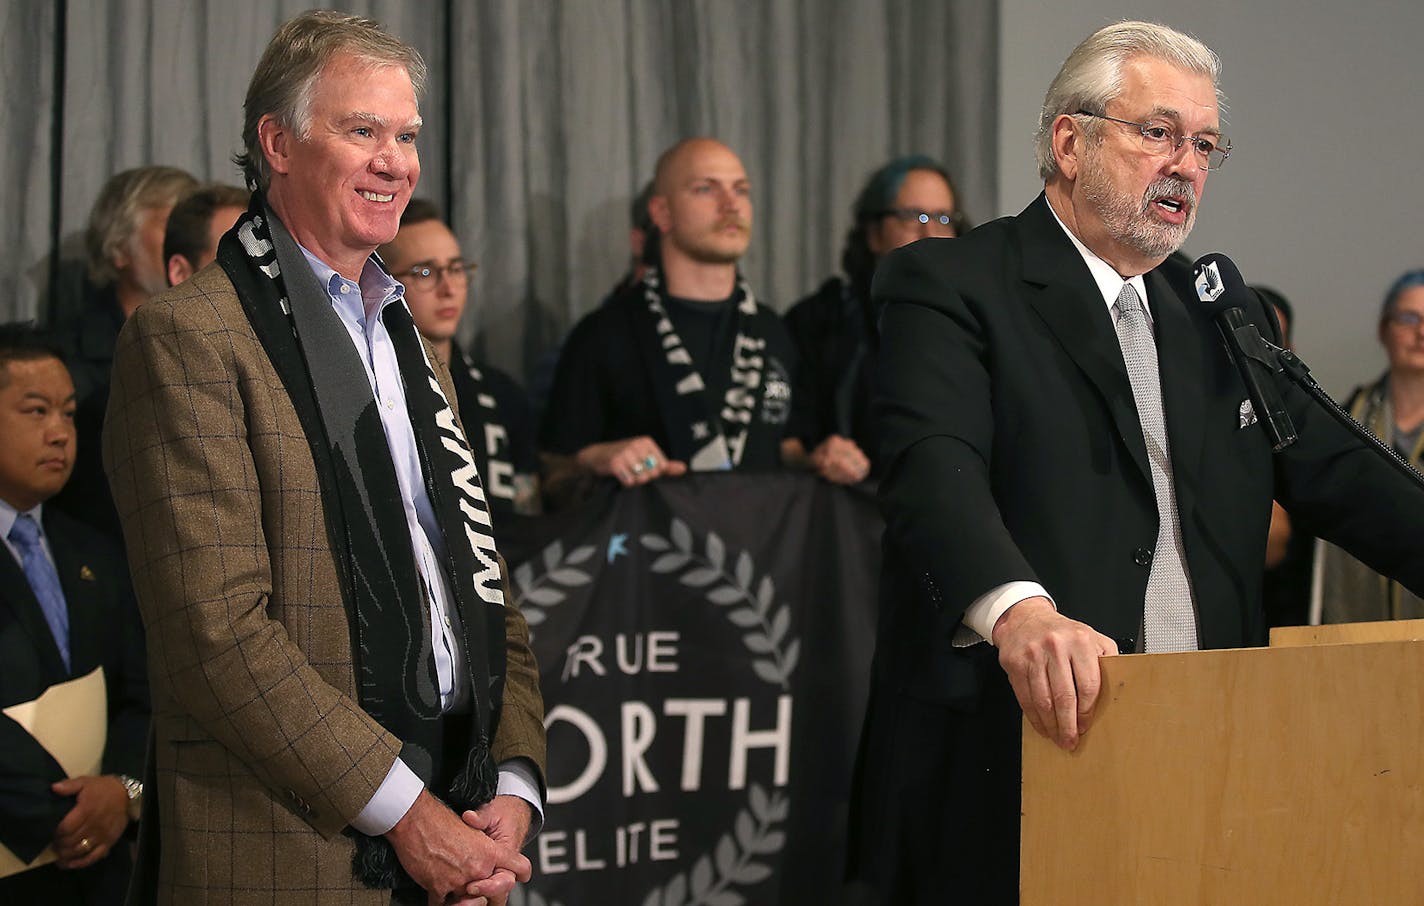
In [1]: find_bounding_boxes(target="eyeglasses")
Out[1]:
[1075,110,1232,171]
[396,260,477,290]
[880,208,962,232]
[1385,311,1424,328]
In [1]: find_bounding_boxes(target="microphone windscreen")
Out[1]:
[1191,252,1254,309]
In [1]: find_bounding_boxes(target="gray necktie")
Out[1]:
[1113,283,1198,653]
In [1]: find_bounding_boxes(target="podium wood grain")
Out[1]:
[1270,616,1424,648]
[1020,634,1424,904]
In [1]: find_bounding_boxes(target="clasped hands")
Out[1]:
[991,596,1119,752]
[386,791,534,906]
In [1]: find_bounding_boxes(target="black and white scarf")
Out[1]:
[636,266,775,469]
[451,342,538,517]
[217,194,506,895]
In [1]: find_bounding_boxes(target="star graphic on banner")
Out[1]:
[692,421,710,440]
[607,533,629,563]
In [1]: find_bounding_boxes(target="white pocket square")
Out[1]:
[1238,399,1257,428]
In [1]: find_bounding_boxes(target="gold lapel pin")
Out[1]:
[80,565,96,582]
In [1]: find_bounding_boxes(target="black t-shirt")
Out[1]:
[540,282,804,470]
[664,292,739,410]
[448,342,541,523]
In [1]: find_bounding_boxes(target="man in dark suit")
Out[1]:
[0,323,148,904]
[849,21,1424,905]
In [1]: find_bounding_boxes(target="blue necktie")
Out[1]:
[8,514,71,671]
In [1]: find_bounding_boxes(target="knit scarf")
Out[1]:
[636,266,775,469]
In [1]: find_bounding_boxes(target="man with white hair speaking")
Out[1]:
[851,20,1424,904]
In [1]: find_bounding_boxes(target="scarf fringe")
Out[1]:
[448,734,499,810]
[353,835,408,892]
[351,742,498,893]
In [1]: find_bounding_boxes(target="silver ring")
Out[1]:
[631,462,645,475]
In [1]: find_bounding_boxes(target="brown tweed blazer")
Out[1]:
[103,263,546,904]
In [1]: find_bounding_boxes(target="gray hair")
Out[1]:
[85,166,199,286]
[234,10,427,191]
[1034,21,1222,181]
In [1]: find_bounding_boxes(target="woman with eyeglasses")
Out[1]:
[783,156,969,485]
[1312,269,1424,624]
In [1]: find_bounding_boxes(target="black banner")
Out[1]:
[501,473,881,906]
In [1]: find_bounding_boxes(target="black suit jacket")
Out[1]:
[850,195,1424,904]
[0,505,148,905]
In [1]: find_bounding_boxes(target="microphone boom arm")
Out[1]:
[1260,339,1424,492]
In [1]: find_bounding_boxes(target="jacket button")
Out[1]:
[1133,547,1154,567]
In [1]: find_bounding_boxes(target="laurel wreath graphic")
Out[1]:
[640,783,788,906]
[640,518,800,691]
[511,518,794,905]
[509,539,598,627]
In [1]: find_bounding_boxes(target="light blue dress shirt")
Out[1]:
[296,248,541,837]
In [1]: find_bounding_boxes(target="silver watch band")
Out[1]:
[118,774,143,822]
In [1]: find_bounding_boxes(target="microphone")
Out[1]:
[1191,253,1297,451]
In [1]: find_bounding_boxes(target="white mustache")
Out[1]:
[1143,178,1196,210]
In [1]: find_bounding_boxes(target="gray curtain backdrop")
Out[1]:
[3,0,998,383]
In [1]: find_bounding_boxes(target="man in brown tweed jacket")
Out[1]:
[103,12,545,905]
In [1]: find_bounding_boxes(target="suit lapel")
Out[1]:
[1017,196,1152,488]
[0,542,68,682]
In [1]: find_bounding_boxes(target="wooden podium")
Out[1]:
[1020,619,1424,904]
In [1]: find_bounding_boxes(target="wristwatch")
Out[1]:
[118,774,143,822]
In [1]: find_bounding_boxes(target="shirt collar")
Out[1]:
[297,246,404,323]
[0,497,42,542]
[1046,199,1151,324]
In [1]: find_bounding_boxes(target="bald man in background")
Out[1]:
[540,138,805,505]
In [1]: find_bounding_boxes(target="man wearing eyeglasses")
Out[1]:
[380,199,541,523]
[850,21,1424,906]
